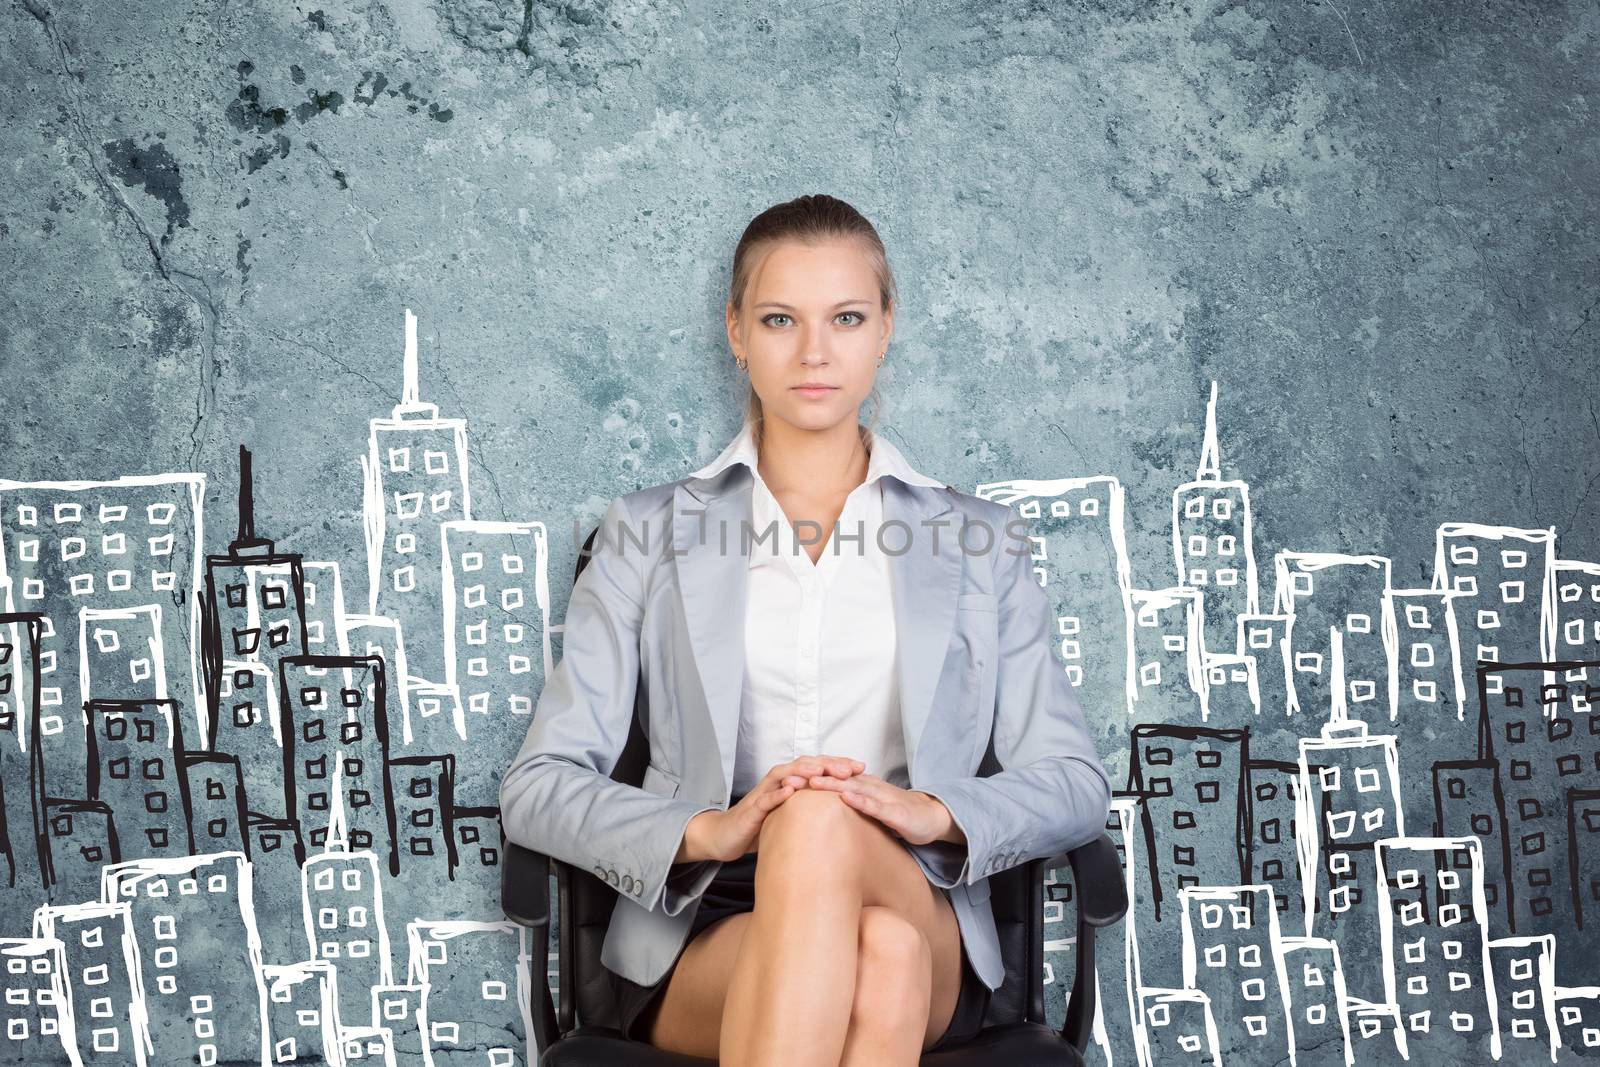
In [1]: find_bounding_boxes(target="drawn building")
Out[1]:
[1554,986,1600,1057]
[1128,588,1204,714]
[361,308,471,689]
[1245,759,1314,930]
[1279,935,1352,1066]
[301,771,393,1030]
[406,920,531,1067]
[0,937,68,1065]
[1383,587,1467,725]
[1434,523,1556,668]
[180,750,247,855]
[440,519,550,806]
[1487,934,1557,1056]
[1297,716,1403,1006]
[201,447,307,754]
[277,654,394,862]
[1127,725,1247,989]
[371,982,429,1063]
[0,474,205,796]
[973,476,1133,701]
[1374,835,1500,1060]
[1178,884,1293,1063]
[0,613,45,892]
[1136,987,1220,1067]
[31,901,146,1066]
[301,561,350,656]
[1274,553,1393,721]
[1474,657,1600,979]
[262,961,340,1066]
[84,698,191,859]
[388,754,455,880]
[1236,612,1294,726]
[100,851,267,1067]
[1172,381,1259,660]
[40,799,115,904]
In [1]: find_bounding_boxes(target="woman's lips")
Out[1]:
[793,386,837,398]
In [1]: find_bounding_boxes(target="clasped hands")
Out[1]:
[677,755,965,865]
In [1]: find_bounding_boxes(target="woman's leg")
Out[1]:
[719,788,965,1066]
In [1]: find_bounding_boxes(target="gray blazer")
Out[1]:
[499,462,1113,992]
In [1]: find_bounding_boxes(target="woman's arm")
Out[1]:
[498,493,723,915]
[905,521,1114,889]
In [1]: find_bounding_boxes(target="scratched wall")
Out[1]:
[1,1,1597,1065]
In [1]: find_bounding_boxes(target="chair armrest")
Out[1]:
[501,841,560,1054]
[1064,833,1127,928]
[502,841,551,927]
[1051,833,1126,1053]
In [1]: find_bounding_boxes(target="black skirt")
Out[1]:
[612,848,993,1050]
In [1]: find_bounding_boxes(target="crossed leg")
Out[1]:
[645,788,967,1065]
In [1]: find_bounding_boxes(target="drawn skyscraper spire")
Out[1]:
[361,307,471,689]
[1172,379,1259,663]
[230,444,272,556]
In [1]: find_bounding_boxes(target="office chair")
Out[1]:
[502,524,1129,1065]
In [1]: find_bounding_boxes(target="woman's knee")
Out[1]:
[757,786,857,851]
[851,906,932,1027]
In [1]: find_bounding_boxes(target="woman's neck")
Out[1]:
[755,420,870,498]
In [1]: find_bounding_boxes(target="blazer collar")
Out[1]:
[672,424,960,801]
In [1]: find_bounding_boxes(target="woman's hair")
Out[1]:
[729,194,897,451]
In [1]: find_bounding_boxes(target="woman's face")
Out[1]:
[726,237,892,436]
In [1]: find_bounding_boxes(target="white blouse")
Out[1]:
[687,422,949,798]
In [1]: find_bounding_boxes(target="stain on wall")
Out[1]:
[0,1,1596,1064]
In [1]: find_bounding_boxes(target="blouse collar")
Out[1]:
[688,420,946,492]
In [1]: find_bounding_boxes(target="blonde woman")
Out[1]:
[500,193,1112,1065]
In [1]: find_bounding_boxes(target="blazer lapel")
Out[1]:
[671,467,961,801]
[672,467,754,800]
[881,477,961,781]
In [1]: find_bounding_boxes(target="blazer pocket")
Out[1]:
[956,592,997,613]
[641,761,682,799]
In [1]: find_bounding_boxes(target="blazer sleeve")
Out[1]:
[906,521,1114,889]
[499,492,723,916]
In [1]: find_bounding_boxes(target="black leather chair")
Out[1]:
[502,526,1129,1065]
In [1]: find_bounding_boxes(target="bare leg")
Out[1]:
[716,788,966,1066]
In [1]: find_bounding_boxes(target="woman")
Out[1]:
[499,194,1112,1065]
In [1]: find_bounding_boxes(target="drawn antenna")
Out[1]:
[230,443,273,555]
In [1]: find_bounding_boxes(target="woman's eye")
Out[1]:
[763,314,791,327]
[838,312,865,325]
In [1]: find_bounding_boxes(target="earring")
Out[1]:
[735,356,748,371]
[876,351,886,367]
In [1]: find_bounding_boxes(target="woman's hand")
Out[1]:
[686,754,866,863]
[801,772,960,847]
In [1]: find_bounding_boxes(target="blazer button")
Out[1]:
[607,870,619,886]
[592,864,607,880]
[632,882,642,897]
[621,875,635,894]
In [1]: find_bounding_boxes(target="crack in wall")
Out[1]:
[20,0,223,471]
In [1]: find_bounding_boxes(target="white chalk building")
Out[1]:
[1487,934,1557,1056]
[262,961,340,1066]
[1136,987,1221,1067]
[973,475,1133,701]
[406,920,532,1067]
[1128,587,1204,714]
[1297,716,1404,1007]
[1274,552,1393,722]
[1383,586,1468,723]
[1279,935,1352,1065]
[31,901,146,1065]
[99,851,267,1067]
[361,309,471,690]
[1172,381,1260,661]
[439,519,551,806]
[77,605,166,705]
[1235,611,1294,723]
[0,613,45,893]
[0,937,68,1066]
[1179,884,1294,1062]
[1554,559,1600,661]
[1433,523,1556,666]
[0,475,205,798]
[1374,835,1501,1061]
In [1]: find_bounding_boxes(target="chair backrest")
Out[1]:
[556,524,1046,1031]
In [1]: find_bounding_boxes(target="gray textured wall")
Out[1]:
[2,1,1598,1065]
